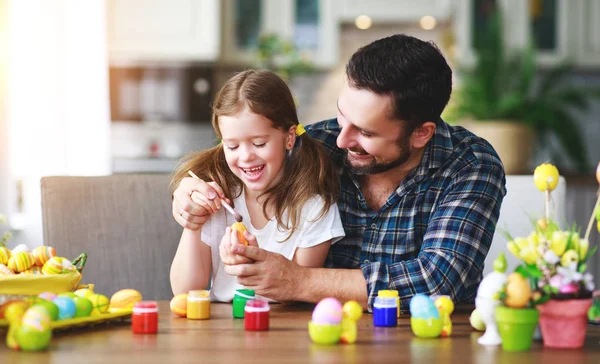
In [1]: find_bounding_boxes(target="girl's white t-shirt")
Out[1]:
[201,190,345,302]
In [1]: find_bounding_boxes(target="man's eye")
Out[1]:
[359,131,373,138]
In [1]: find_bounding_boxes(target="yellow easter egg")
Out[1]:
[32,246,56,267]
[533,163,559,192]
[75,288,95,299]
[88,294,110,315]
[42,257,64,275]
[109,289,143,311]
[7,252,34,273]
[231,222,248,245]
[0,263,14,276]
[0,246,11,265]
[170,294,188,317]
[20,266,42,275]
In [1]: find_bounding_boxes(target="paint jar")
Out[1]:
[187,290,210,319]
[233,289,255,318]
[244,299,270,331]
[373,296,397,327]
[132,301,158,334]
[378,290,400,318]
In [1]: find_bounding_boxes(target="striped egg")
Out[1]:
[0,263,14,275]
[21,266,43,275]
[32,246,56,267]
[7,251,34,273]
[0,246,11,265]
[42,256,64,275]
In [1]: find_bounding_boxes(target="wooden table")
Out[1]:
[1,302,599,363]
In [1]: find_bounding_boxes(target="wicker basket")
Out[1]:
[0,253,87,305]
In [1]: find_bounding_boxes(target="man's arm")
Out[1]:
[225,244,368,309]
[361,162,506,311]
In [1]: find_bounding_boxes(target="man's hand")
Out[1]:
[219,227,258,265]
[223,244,305,302]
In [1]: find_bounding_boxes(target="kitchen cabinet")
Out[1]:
[221,0,338,68]
[107,0,220,62]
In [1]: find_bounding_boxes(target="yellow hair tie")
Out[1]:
[296,124,306,136]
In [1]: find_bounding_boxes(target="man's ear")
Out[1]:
[410,122,436,149]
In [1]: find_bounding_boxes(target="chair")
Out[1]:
[41,174,181,300]
[483,176,567,275]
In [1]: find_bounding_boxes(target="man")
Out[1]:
[173,34,506,311]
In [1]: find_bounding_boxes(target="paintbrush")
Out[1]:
[188,170,243,222]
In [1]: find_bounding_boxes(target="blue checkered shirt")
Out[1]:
[306,118,506,312]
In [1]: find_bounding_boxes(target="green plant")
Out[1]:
[255,33,314,82]
[451,11,600,172]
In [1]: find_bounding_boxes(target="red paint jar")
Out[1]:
[244,299,269,331]
[132,301,158,334]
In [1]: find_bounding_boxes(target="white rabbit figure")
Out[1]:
[475,253,507,345]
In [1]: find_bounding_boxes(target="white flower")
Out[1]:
[556,263,582,284]
[583,273,595,291]
[543,250,560,265]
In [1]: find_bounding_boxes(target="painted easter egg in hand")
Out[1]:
[312,297,343,325]
[170,293,188,317]
[231,222,249,245]
[32,246,56,267]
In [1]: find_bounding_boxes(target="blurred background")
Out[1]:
[0,0,599,251]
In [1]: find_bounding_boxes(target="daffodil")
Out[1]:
[550,231,569,256]
[507,241,521,259]
[578,238,589,260]
[520,245,540,265]
[560,249,579,267]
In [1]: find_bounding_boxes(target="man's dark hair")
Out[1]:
[346,34,452,132]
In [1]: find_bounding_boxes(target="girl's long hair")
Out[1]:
[171,70,339,241]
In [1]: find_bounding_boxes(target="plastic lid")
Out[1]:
[373,296,397,308]
[378,290,399,297]
[235,289,256,299]
[188,290,210,298]
[134,301,158,309]
[244,299,270,312]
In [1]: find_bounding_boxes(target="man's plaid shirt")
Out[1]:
[306,118,506,311]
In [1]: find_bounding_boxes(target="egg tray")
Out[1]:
[0,309,132,333]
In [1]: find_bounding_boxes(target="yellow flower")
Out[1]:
[561,249,579,267]
[514,237,530,250]
[507,241,521,259]
[550,231,569,256]
[533,163,560,192]
[520,246,539,265]
[578,238,589,260]
[527,232,540,248]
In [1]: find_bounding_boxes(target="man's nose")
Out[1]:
[336,125,356,149]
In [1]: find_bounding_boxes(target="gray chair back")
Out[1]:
[41,174,180,300]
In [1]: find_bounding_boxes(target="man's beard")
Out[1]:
[343,137,410,175]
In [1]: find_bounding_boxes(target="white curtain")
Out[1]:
[4,0,110,248]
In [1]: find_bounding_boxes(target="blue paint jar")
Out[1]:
[373,296,397,327]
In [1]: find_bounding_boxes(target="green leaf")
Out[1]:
[584,245,598,263]
[515,265,531,278]
[524,264,543,278]
[578,263,587,273]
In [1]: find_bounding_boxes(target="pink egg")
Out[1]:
[312,297,343,325]
[38,292,58,301]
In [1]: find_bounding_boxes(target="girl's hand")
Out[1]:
[172,177,229,231]
[219,227,258,265]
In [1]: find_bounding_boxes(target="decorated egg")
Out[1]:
[29,302,59,322]
[533,163,559,192]
[11,243,30,254]
[52,297,76,320]
[3,301,28,324]
[88,293,110,315]
[409,294,439,319]
[42,256,74,275]
[72,296,93,318]
[38,292,58,302]
[109,289,142,311]
[15,324,52,352]
[0,246,11,265]
[312,298,343,325]
[58,292,78,299]
[169,293,188,317]
[21,306,51,331]
[231,222,249,245]
[0,263,14,275]
[32,246,56,267]
[7,251,34,273]
[21,266,43,275]
[74,288,95,299]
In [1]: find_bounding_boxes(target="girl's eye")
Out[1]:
[254,143,266,148]
[226,145,238,150]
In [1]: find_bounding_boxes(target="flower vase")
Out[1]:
[537,298,592,349]
[495,306,539,352]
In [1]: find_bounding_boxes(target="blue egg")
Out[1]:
[52,297,76,320]
[409,294,440,319]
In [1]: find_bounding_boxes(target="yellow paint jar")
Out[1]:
[187,290,210,319]
[378,290,400,318]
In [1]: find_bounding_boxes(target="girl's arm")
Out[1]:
[170,228,212,295]
[293,240,332,268]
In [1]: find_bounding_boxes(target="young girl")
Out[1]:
[169,70,345,301]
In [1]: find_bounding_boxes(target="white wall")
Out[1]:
[4,0,110,249]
